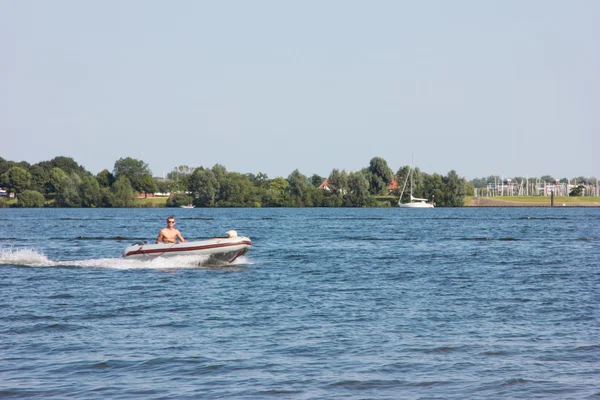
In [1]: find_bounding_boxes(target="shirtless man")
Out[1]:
[156,216,187,244]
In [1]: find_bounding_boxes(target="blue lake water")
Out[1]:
[1,207,599,399]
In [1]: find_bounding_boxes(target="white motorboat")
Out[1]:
[180,204,195,208]
[123,236,252,264]
[398,163,435,208]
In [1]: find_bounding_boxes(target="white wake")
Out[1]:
[0,248,251,270]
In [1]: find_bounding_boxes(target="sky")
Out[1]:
[1,0,598,180]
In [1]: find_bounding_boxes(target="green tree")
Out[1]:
[111,176,137,207]
[79,175,102,207]
[411,167,429,200]
[55,173,83,207]
[138,174,157,198]
[248,172,270,189]
[0,157,10,177]
[287,169,311,206]
[46,156,87,176]
[465,182,475,196]
[310,174,325,188]
[366,157,394,195]
[47,168,68,194]
[188,168,219,207]
[211,164,228,182]
[569,185,585,196]
[470,177,489,189]
[1,166,31,196]
[394,165,411,196]
[346,171,371,206]
[156,179,173,195]
[442,170,467,207]
[217,172,255,207]
[96,169,115,188]
[28,165,49,193]
[17,190,45,208]
[328,169,348,197]
[168,165,194,192]
[262,177,289,207]
[113,157,153,194]
[166,192,193,207]
[424,173,444,206]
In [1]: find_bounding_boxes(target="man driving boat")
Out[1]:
[156,216,187,244]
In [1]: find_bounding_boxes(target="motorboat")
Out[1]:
[180,204,195,208]
[123,236,252,264]
[398,162,435,208]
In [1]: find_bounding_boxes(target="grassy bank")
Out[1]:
[466,196,600,207]
[136,197,169,207]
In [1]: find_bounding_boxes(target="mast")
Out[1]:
[398,164,412,205]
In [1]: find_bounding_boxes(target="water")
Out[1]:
[1,207,598,399]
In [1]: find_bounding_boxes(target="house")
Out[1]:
[387,180,398,192]
[318,179,331,192]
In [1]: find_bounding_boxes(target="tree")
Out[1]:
[166,192,193,207]
[55,173,83,207]
[366,157,394,195]
[28,165,49,193]
[394,165,411,197]
[0,157,11,177]
[111,176,137,207]
[156,179,173,195]
[328,169,348,197]
[79,175,102,207]
[287,170,311,206]
[263,177,290,207]
[96,169,115,188]
[168,165,193,192]
[424,173,444,206]
[189,168,219,207]
[442,170,467,207]
[138,174,157,198]
[113,157,153,194]
[346,171,371,206]
[211,164,228,182]
[569,185,585,196]
[248,172,270,189]
[47,168,68,194]
[465,182,475,197]
[411,167,429,200]
[47,156,87,175]
[17,190,45,208]
[1,166,31,196]
[310,174,325,188]
[217,172,256,207]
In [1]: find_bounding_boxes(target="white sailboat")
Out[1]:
[398,164,435,208]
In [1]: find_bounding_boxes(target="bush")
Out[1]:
[166,193,193,207]
[0,198,10,208]
[16,190,46,208]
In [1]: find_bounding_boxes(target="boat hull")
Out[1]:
[398,202,434,208]
[123,237,252,264]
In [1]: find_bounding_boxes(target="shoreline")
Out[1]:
[468,197,600,207]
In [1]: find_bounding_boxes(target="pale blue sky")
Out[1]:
[1,0,598,180]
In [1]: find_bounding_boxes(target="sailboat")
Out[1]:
[398,164,435,208]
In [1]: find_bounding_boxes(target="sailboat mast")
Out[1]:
[398,164,412,205]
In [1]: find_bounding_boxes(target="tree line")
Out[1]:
[0,155,471,208]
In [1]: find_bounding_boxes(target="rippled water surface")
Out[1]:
[1,207,599,399]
